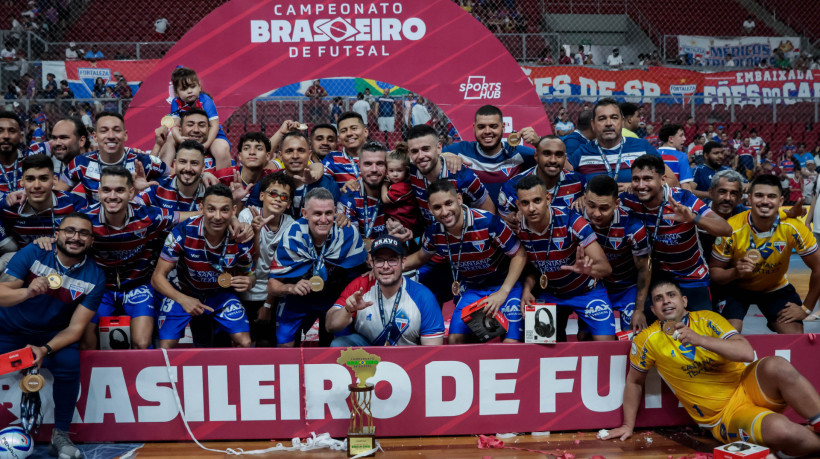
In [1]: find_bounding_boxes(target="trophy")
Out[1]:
[337,347,381,457]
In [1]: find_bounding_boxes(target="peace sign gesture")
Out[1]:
[249,207,276,234]
[560,245,594,276]
[229,170,253,203]
[345,288,373,313]
[668,195,697,225]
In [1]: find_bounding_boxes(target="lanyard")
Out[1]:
[748,213,780,249]
[54,250,84,277]
[443,207,469,285]
[641,185,669,253]
[310,235,330,280]
[377,287,403,329]
[173,178,202,212]
[343,150,360,178]
[1,158,18,191]
[292,184,307,216]
[521,207,554,277]
[360,183,379,238]
[595,138,625,179]
[206,230,230,274]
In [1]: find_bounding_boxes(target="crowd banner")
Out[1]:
[677,35,801,67]
[0,335,814,442]
[522,65,820,107]
[123,0,552,150]
[41,60,157,100]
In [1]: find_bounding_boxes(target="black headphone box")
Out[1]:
[460,296,509,342]
[99,316,132,350]
[525,303,556,343]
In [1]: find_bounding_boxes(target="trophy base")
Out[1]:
[347,430,376,457]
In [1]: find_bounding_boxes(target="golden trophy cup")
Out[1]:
[337,347,381,457]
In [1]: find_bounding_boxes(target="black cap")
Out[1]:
[370,234,404,256]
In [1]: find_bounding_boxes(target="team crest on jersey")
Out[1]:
[608,237,623,249]
[472,240,485,252]
[69,285,85,300]
[501,167,513,176]
[773,241,786,253]
[678,343,696,361]
[395,315,409,331]
[134,227,147,238]
[552,237,566,250]
[738,428,750,442]
[225,254,236,266]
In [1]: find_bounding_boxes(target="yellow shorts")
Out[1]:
[709,358,787,445]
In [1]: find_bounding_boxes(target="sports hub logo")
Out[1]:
[250,2,426,58]
[459,76,502,100]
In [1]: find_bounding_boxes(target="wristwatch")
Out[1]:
[42,343,54,357]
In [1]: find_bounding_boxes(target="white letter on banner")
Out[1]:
[304,364,350,419]
[279,364,301,420]
[240,365,276,421]
[250,20,270,43]
[539,357,577,413]
[425,361,473,417]
[782,82,796,104]
[598,80,615,96]
[553,75,571,96]
[368,362,411,419]
[534,77,552,96]
[291,20,312,42]
[182,366,205,422]
[580,356,626,412]
[579,77,598,96]
[270,20,291,43]
[136,367,177,423]
[402,18,425,41]
[624,80,642,99]
[208,366,236,421]
[84,367,135,423]
[479,359,520,415]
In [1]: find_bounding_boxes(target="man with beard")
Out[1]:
[269,188,368,347]
[620,155,731,316]
[245,132,339,215]
[338,142,390,244]
[59,112,168,203]
[710,175,820,334]
[692,141,731,200]
[0,155,87,271]
[0,111,25,194]
[155,108,223,173]
[134,140,207,211]
[584,175,651,333]
[326,234,444,346]
[514,175,615,341]
[444,104,536,208]
[270,122,338,163]
[0,213,104,459]
[403,179,527,343]
[27,118,90,177]
[152,184,255,349]
[603,281,820,458]
[497,135,585,232]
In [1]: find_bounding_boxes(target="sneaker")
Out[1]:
[49,428,82,459]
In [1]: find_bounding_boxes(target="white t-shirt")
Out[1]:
[411,103,431,126]
[238,208,294,301]
[155,18,169,34]
[555,120,575,134]
[749,136,763,152]
[352,99,370,124]
[65,47,79,60]
[606,54,623,67]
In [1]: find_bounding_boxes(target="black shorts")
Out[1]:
[717,283,802,324]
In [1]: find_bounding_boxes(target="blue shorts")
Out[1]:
[449,282,523,341]
[157,291,249,340]
[275,295,335,345]
[538,283,616,336]
[607,285,637,330]
[91,284,158,324]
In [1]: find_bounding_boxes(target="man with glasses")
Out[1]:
[326,234,444,346]
[0,212,104,459]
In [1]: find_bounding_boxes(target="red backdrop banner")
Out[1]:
[124,0,552,150]
[0,336,814,442]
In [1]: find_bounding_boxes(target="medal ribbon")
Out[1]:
[443,207,470,288]
[374,286,403,346]
[207,229,230,274]
[360,181,379,238]
[1,158,19,192]
[642,185,669,257]
[310,235,330,281]
[173,178,202,212]
[595,138,625,179]
[748,213,780,250]
[521,207,554,280]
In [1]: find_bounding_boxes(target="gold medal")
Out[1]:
[20,373,45,393]
[507,131,521,147]
[160,115,176,129]
[647,257,652,272]
[46,273,63,290]
[310,275,325,292]
[451,281,461,296]
[296,123,308,130]
[661,319,679,336]
[217,272,233,288]
[539,273,549,290]
[746,248,762,264]
[364,238,373,252]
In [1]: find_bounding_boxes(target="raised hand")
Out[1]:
[560,245,594,275]
[345,288,373,312]
[668,195,696,224]
[133,161,159,191]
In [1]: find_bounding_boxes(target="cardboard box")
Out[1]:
[713,442,769,459]
[0,347,34,376]
[460,296,509,342]
[524,303,557,343]
[616,330,634,341]
[99,316,131,350]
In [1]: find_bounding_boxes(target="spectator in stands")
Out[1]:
[647,51,661,66]
[114,74,131,99]
[619,102,640,138]
[84,44,103,61]
[772,48,791,69]
[42,73,57,99]
[155,17,169,34]
[777,135,797,163]
[3,84,17,100]
[724,54,736,67]
[1,42,19,85]
[558,49,572,65]
[55,80,74,111]
[65,42,79,60]
[644,124,659,148]
[693,142,730,199]
[537,47,554,65]
[102,86,117,111]
[813,145,820,165]
[411,96,431,126]
[688,134,706,166]
[606,48,623,68]
[377,87,396,133]
[573,45,585,65]
[305,79,328,124]
[92,77,106,99]
[554,109,574,137]
[759,58,770,69]
[795,143,813,169]
[329,96,343,126]
[352,92,370,126]
[743,15,755,35]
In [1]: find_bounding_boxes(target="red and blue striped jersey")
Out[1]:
[421,206,519,288]
[443,140,536,208]
[736,146,756,170]
[658,147,694,184]
[516,206,599,296]
[61,149,169,202]
[83,203,179,290]
[338,189,387,239]
[569,138,660,183]
[409,160,490,226]
[134,177,205,212]
[619,186,712,286]
[160,216,254,294]
[322,150,359,188]
[0,191,88,244]
[497,167,585,216]
[0,151,24,194]
[590,208,650,291]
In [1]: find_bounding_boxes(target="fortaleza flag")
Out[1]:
[41,59,158,99]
